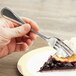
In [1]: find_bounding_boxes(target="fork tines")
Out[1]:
[53,37,74,57]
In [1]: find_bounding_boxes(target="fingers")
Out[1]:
[15,33,34,52]
[26,39,33,46]
[16,38,33,46]
[20,43,28,51]
[21,17,39,32]
[15,38,34,52]
[16,32,36,43]
[15,39,33,52]
[15,43,28,52]
[22,32,36,41]
[7,24,31,38]
[29,32,36,40]
[16,36,29,43]
[5,17,39,40]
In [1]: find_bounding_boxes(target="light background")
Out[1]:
[0,0,76,76]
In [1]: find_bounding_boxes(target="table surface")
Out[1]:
[0,0,76,76]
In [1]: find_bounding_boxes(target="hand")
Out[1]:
[0,17,39,58]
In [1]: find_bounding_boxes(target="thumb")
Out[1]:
[8,24,31,38]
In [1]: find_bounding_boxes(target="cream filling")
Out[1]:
[56,37,76,57]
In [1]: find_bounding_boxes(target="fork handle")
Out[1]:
[1,7,26,24]
[1,7,38,33]
[1,7,49,40]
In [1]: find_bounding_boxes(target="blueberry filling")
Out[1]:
[39,56,76,72]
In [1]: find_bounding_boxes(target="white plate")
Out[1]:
[17,46,76,76]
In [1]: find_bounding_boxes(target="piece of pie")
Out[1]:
[39,37,76,72]
[39,54,76,72]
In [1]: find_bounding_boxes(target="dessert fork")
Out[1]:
[1,7,74,57]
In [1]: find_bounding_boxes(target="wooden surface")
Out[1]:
[0,0,76,76]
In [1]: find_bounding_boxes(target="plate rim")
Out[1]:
[17,46,51,76]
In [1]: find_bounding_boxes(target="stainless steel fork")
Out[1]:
[1,7,74,57]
